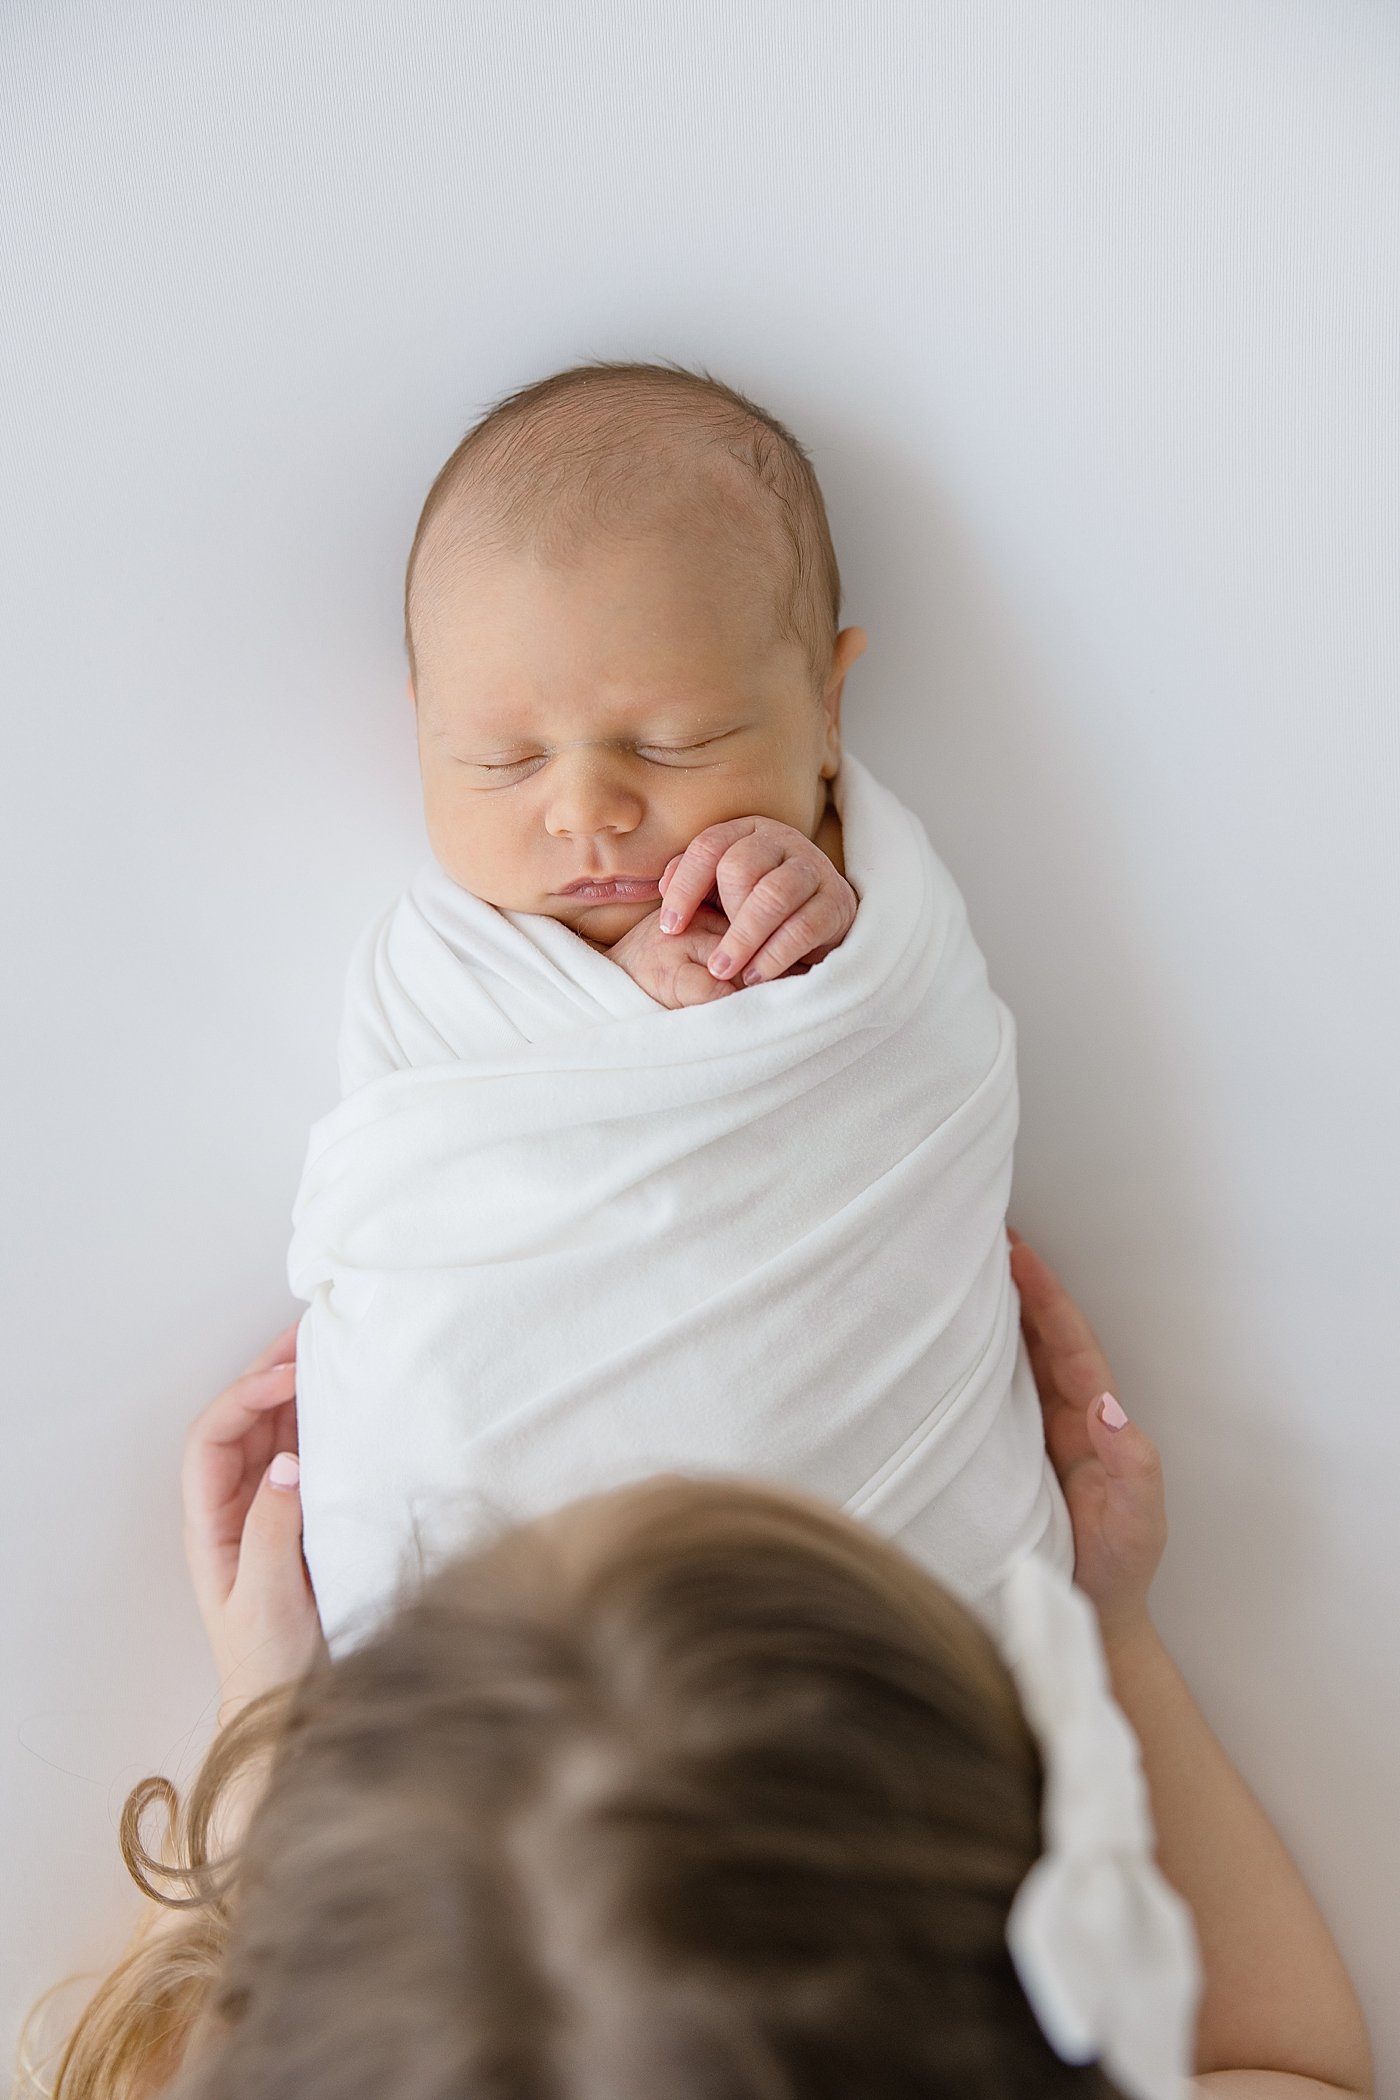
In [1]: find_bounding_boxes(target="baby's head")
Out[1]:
[55,1475,1118,2099]
[403,360,867,943]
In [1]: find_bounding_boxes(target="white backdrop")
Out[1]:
[4,1,1397,2084]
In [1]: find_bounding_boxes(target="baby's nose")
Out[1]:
[545,746,645,829]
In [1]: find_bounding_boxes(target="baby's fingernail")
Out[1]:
[268,1451,300,1489]
[709,951,733,977]
[659,910,680,933]
[1097,1393,1128,1431]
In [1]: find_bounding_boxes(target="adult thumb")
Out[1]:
[1085,1392,1163,1488]
[240,1450,306,1571]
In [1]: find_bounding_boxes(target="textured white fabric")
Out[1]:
[997,1553,1203,2100]
[286,750,1072,1656]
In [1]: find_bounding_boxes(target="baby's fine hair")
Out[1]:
[403,358,846,698]
[15,1475,1125,2100]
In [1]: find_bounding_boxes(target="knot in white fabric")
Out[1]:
[995,1554,1203,2100]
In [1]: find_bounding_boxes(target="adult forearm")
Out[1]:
[1102,1618,1371,2093]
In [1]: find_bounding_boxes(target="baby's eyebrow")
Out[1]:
[430,707,738,748]
[459,730,740,763]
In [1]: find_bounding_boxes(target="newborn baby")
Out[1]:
[287,359,1072,1655]
[404,426,859,1015]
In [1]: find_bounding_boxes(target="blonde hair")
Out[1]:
[13,1476,1123,2099]
[403,358,845,698]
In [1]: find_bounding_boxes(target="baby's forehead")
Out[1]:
[420,543,788,695]
[423,535,762,675]
[420,445,786,606]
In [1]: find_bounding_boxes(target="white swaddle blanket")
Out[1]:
[287,750,1072,1656]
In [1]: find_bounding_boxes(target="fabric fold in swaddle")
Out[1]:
[287,750,1072,1657]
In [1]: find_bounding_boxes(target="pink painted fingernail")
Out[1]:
[659,910,680,933]
[268,1451,300,1488]
[1098,1393,1128,1431]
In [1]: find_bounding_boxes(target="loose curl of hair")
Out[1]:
[13,1475,1125,2099]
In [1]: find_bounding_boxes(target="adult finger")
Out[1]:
[216,1451,324,1716]
[1009,1238,1118,1410]
[1080,1391,1169,1622]
[181,1361,300,1582]
[1009,1237,1066,1407]
[245,1318,302,1377]
[1085,1390,1163,1491]
[184,1359,298,1468]
[238,1449,307,1574]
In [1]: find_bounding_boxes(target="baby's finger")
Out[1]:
[708,862,824,982]
[733,898,842,987]
[675,957,739,1007]
[657,819,757,935]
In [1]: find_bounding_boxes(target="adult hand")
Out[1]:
[181,1319,327,1725]
[1009,1226,1167,1644]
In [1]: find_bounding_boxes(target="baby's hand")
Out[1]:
[656,814,857,987]
[609,900,743,1010]
[1008,1226,1167,1646]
